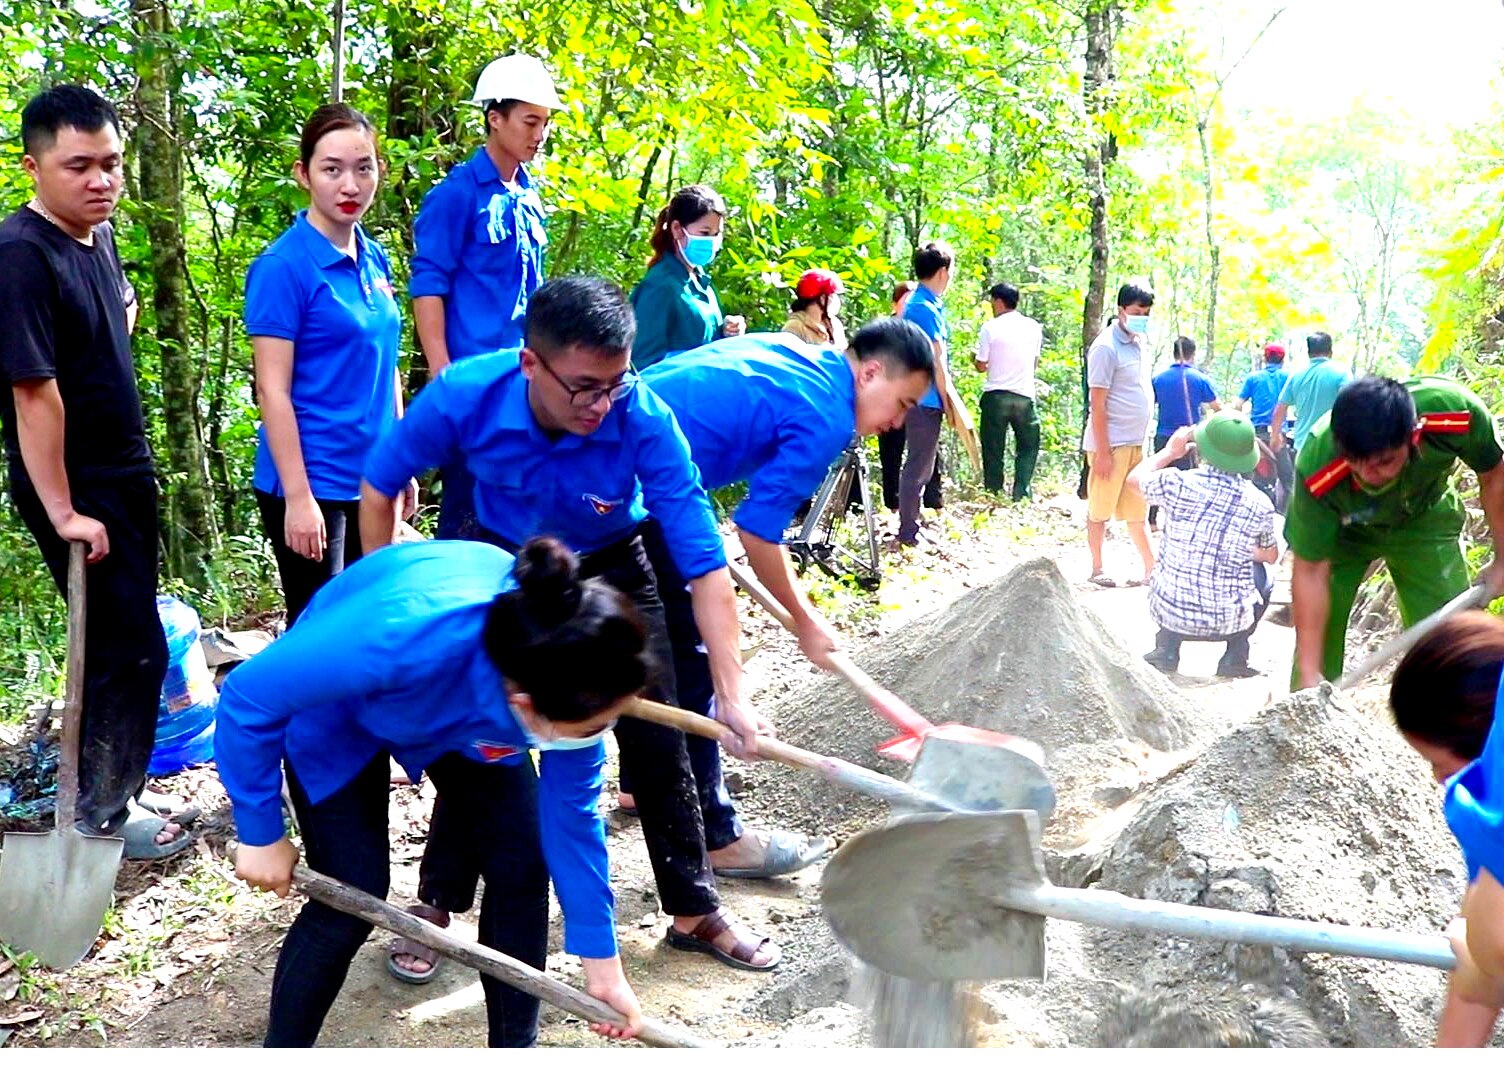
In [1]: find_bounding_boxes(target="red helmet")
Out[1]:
[1264,342,1286,360]
[795,269,845,300]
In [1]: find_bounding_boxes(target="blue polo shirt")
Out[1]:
[903,284,947,410]
[1279,357,1352,452]
[643,333,857,543]
[363,351,725,580]
[245,212,401,501]
[1239,363,1289,427]
[1151,362,1219,436]
[1445,671,1504,887]
[629,256,724,371]
[215,540,615,957]
[409,149,547,360]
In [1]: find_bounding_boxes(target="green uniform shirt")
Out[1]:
[1285,376,1504,562]
[628,256,724,371]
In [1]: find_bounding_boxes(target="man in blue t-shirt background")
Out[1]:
[1238,342,1293,511]
[1148,335,1220,526]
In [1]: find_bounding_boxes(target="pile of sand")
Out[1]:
[742,557,1216,843]
[736,563,1471,1047]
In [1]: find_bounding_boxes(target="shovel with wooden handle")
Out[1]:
[0,542,124,969]
[289,864,704,1047]
[724,559,1036,767]
[820,810,1455,982]
[628,698,1057,820]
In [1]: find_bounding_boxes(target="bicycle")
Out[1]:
[783,438,882,590]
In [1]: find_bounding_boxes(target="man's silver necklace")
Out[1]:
[28,199,94,245]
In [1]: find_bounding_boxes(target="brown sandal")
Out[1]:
[665,908,781,972]
[386,904,449,984]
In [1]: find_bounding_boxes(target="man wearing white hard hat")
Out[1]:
[410,55,560,545]
[396,54,563,982]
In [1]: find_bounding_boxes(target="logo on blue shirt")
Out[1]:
[474,740,521,762]
[583,493,623,516]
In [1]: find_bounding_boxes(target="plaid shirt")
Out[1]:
[1141,466,1276,636]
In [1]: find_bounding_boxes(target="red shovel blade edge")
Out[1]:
[876,724,1046,767]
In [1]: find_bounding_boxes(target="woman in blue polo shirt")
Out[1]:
[1389,611,1504,1047]
[629,185,745,371]
[221,537,651,1047]
[245,103,405,623]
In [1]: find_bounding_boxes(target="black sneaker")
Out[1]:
[1216,662,1260,679]
[1143,649,1179,673]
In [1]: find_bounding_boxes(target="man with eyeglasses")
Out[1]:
[359,275,785,978]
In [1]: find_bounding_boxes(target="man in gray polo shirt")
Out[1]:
[1083,281,1156,587]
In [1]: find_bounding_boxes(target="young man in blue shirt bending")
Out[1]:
[627,323,934,869]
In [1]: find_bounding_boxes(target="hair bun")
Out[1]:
[513,536,583,628]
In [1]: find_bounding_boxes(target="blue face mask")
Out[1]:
[1125,313,1150,335]
[523,718,616,752]
[681,234,721,268]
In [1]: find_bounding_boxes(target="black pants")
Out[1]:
[1151,578,1272,672]
[1253,427,1295,514]
[620,518,744,851]
[419,531,718,919]
[877,427,940,512]
[265,752,548,1047]
[255,492,363,626]
[1146,433,1196,527]
[11,470,167,834]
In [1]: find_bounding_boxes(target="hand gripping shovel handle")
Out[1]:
[1336,582,1489,690]
[627,698,955,813]
[290,864,705,1048]
[56,541,87,832]
[724,560,931,741]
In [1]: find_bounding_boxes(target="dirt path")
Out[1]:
[7,494,1310,1049]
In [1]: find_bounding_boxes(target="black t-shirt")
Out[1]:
[0,207,153,481]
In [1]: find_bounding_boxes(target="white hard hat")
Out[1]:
[471,55,564,111]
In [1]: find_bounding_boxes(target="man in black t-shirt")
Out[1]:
[0,86,187,859]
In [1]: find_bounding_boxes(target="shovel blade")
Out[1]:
[906,726,1056,821]
[0,829,122,969]
[821,810,1049,982]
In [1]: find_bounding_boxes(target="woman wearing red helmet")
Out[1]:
[782,268,848,348]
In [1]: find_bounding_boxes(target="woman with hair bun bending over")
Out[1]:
[216,537,653,1047]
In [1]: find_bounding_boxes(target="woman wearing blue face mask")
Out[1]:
[629,184,745,371]
[218,537,653,1047]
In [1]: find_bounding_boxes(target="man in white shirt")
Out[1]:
[974,283,1044,499]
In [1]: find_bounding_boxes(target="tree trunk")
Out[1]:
[1079,1,1117,422]
[1196,119,1220,365]
[131,0,215,588]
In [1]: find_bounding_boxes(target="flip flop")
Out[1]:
[387,905,448,984]
[117,801,193,861]
[664,908,780,972]
[712,830,831,879]
[1125,578,1148,588]
[1088,572,1117,588]
[135,787,202,826]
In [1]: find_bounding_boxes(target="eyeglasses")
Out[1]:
[534,352,636,408]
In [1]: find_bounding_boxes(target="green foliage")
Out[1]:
[0,0,1500,719]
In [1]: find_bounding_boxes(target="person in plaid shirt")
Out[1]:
[1128,411,1279,677]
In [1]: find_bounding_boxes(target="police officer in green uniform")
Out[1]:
[1286,374,1504,688]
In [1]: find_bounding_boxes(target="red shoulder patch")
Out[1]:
[1304,457,1352,498]
[1419,411,1472,435]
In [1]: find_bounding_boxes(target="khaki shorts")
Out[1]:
[1087,444,1147,523]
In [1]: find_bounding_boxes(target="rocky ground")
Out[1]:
[0,490,1462,1048]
